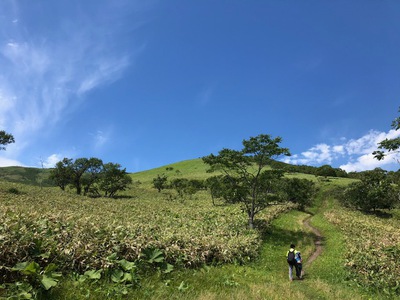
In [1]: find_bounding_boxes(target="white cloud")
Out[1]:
[339,153,397,172]
[0,156,24,167]
[77,56,130,96]
[283,143,338,165]
[283,129,400,172]
[332,145,344,154]
[42,154,63,168]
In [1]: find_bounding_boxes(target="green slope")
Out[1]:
[0,166,53,186]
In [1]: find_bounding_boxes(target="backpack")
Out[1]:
[287,250,296,265]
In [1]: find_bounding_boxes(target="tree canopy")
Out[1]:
[340,168,399,212]
[373,107,400,161]
[202,134,291,229]
[0,130,15,150]
[50,157,132,198]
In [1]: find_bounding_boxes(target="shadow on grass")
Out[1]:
[112,195,136,200]
[363,209,393,219]
[261,226,319,248]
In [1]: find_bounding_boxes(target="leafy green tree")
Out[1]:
[153,174,168,192]
[49,158,73,190]
[340,168,398,212]
[373,107,400,161]
[70,158,91,195]
[0,130,15,150]
[98,163,132,198]
[205,176,224,205]
[82,158,103,196]
[280,178,315,211]
[316,165,337,177]
[50,158,131,197]
[202,134,291,229]
[170,178,192,198]
[387,170,400,185]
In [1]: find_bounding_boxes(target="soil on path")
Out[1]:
[303,216,323,267]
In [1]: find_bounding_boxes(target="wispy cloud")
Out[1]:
[42,154,63,168]
[91,129,111,150]
[282,129,400,172]
[0,1,142,166]
[196,85,216,106]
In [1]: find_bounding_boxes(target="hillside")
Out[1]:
[0,166,53,187]
[0,160,398,299]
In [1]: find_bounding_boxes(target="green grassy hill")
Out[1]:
[0,166,53,187]
[0,160,398,299]
[130,158,210,186]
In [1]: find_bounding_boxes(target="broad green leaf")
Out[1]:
[163,263,174,273]
[107,252,118,261]
[41,274,59,290]
[118,259,135,271]
[121,272,132,283]
[111,269,123,283]
[84,269,102,280]
[148,249,164,263]
[13,262,40,276]
[12,261,30,271]
[43,263,58,274]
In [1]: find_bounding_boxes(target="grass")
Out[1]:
[0,162,393,299]
[0,166,53,187]
[47,209,369,300]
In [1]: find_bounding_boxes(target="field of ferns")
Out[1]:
[0,180,294,282]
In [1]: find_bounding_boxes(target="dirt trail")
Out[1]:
[303,216,323,267]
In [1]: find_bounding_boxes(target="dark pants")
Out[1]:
[296,263,302,278]
[288,262,301,280]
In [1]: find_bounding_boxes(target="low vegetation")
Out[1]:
[0,178,295,299]
[325,205,400,296]
[0,140,400,299]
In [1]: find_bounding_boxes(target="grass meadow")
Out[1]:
[0,160,399,299]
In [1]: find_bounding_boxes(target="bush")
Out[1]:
[339,168,399,212]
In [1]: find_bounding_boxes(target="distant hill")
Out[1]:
[0,166,54,187]
[0,158,353,188]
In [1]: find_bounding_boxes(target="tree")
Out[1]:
[316,165,337,177]
[50,158,132,197]
[153,174,168,192]
[202,134,291,229]
[81,158,103,196]
[0,130,15,150]
[49,158,73,190]
[280,178,315,211]
[98,163,132,198]
[170,178,196,199]
[340,168,398,212]
[70,158,91,195]
[373,107,400,161]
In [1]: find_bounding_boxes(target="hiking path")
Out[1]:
[303,215,323,267]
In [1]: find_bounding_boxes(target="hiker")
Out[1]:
[286,243,301,281]
[295,250,303,279]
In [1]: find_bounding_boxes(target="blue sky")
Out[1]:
[1,0,400,173]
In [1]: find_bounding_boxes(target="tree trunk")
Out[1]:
[248,211,255,229]
[76,182,82,195]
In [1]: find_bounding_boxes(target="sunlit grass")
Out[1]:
[0,161,387,299]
